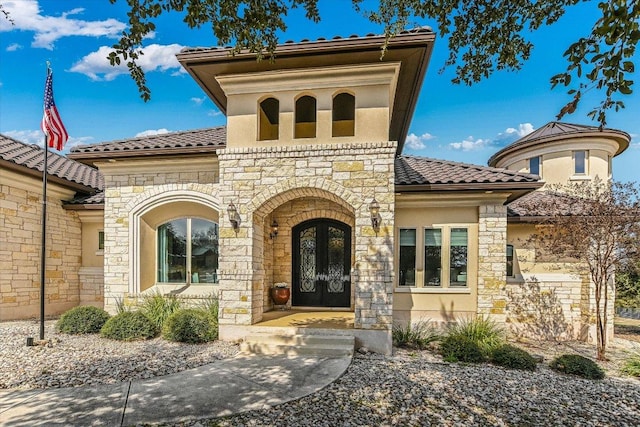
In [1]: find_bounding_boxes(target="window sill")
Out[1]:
[395,287,471,294]
[569,175,591,181]
[95,250,104,256]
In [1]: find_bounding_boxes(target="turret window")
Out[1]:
[258,97,279,141]
[529,156,541,177]
[574,150,588,175]
[295,95,317,138]
[332,92,355,137]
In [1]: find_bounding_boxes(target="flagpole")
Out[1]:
[40,134,48,340]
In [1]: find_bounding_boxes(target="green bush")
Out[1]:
[440,335,487,363]
[56,306,110,334]
[446,316,505,355]
[139,291,182,329]
[621,354,640,378]
[162,308,217,343]
[392,320,440,349]
[100,311,158,341]
[550,354,605,380]
[491,344,537,371]
[198,293,219,321]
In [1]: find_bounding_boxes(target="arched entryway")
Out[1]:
[292,219,351,307]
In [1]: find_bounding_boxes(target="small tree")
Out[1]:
[521,179,640,360]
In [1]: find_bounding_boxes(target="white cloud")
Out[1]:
[4,129,43,145]
[4,129,93,151]
[208,109,223,117]
[191,97,206,106]
[495,123,535,146]
[405,132,434,150]
[135,128,170,138]
[449,136,489,151]
[70,44,185,81]
[0,0,126,49]
[449,123,535,151]
[6,43,22,52]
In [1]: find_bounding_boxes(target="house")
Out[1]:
[0,28,630,353]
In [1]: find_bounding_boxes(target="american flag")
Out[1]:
[41,68,68,151]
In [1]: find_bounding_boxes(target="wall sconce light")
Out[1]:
[227,201,241,231]
[270,219,279,240]
[369,197,381,233]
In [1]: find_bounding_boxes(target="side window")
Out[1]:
[449,228,468,286]
[332,92,355,137]
[506,244,514,277]
[574,150,588,175]
[295,95,317,138]
[98,231,104,252]
[258,97,279,141]
[398,229,416,286]
[424,228,442,286]
[529,156,541,177]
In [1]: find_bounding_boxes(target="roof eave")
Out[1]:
[63,203,105,211]
[0,158,99,194]
[68,146,223,165]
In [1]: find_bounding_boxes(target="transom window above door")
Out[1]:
[157,218,218,284]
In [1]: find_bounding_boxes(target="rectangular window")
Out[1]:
[529,156,541,176]
[449,228,468,286]
[398,229,416,286]
[574,150,587,175]
[506,244,514,277]
[98,231,104,250]
[424,228,442,286]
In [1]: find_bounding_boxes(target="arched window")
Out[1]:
[295,95,317,138]
[332,92,355,137]
[258,97,279,141]
[157,218,218,284]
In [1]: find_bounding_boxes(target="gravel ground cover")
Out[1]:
[2,319,639,426]
[0,320,238,390]
[180,350,640,427]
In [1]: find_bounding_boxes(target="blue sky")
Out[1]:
[1,0,638,182]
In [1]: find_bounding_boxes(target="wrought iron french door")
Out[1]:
[292,219,351,307]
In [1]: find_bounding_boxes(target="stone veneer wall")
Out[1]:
[217,142,396,332]
[78,267,105,307]
[101,163,218,312]
[0,179,82,320]
[477,204,508,322]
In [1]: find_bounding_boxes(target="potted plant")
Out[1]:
[270,282,290,308]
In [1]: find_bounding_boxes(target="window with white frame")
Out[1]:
[398,229,416,286]
[529,156,541,177]
[157,218,218,284]
[574,150,588,175]
[397,225,470,289]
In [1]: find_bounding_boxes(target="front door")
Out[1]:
[292,219,351,307]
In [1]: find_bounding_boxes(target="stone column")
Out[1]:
[477,204,508,323]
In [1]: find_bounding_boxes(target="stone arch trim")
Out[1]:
[127,184,221,294]
[126,184,220,215]
[249,177,362,219]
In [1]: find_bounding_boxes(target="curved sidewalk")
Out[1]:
[0,353,352,426]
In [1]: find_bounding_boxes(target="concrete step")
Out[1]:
[240,333,355,357]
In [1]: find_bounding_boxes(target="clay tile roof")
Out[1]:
[507,190,584,220]
[68,127,226,161]
[65,192,105,206]
[0,133,103,191]
[395,156,540,187]
[488,121,630,167]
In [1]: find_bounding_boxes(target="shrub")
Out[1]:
[162,308,217,343]
[446,316,505,355]
[198,293,219,321]
[550,354,605,380]
[392,320,440,349]
[440,335,487,363]
[100,311,158,341]
[56,306,110,334]
[491,344,537,371]
[621,354,640,378]
[139,291,182,329]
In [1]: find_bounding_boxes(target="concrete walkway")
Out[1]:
[0,353,352,427]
